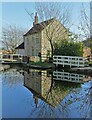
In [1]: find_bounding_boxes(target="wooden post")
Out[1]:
[10,54,13,62]
[78,57,79,67]
[0,54,2,62]
[70,57,71,68]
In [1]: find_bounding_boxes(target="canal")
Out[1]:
[1,66,92,118]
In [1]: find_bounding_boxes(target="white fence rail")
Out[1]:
[53,71,90,83]
[53,55,88,67]
[0,54,25,63]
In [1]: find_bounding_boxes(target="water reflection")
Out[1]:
[2,68,24,87]
[53,70,91,83]
[23,69,82,108]
[2,68,91,118]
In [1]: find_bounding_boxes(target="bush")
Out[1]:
[54,40,83,57]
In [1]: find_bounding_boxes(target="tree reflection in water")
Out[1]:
[2,68,91,118]
[23,69,91,118]
[2,68,24,87]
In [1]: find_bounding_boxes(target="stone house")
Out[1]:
[16,13,69,62]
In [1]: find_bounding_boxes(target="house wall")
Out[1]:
[16,49,25,56]
[41,19,69,60]
[41,29,51,59]
[24,19,69,62]
[47,19,69,41]
[24,33,41,62]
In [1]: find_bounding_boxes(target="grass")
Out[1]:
[89,61,92,65]
[29,61,55,67]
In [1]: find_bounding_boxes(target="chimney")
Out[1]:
[33,12,38,26]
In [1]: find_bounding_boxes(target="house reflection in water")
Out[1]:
[24,69,52,107]
[23,69,91,108]
[23,69,73,108]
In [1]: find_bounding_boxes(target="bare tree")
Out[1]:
[78,3,92,52]
[79,3,90,38]
[26,2,72,58]
[2,25,26,54]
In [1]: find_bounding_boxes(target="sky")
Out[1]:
[2,2,35,29]
[0,1,90,48]
[2,2,90,29]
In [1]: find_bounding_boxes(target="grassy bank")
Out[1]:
[29,61,55,68]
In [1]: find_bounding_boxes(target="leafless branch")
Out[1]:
[2,25,26,53]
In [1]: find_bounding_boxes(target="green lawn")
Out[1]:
[29,61,54,67]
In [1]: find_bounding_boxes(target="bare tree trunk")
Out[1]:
[49,39,53,58]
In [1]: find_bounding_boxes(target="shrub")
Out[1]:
[54,40,83,57]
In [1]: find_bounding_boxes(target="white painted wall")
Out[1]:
[16,49,26,56]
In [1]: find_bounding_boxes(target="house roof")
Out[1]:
[23,18,55,36]
[15,42,24,49]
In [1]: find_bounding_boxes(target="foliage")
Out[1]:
[54,40,83,57]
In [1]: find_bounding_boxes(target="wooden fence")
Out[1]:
[53,71,90,83]
[0,54,27,63]
[53,55,88,67]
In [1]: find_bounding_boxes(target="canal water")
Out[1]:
[1,67,92,118]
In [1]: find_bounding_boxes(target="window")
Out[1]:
[32,48,34,56]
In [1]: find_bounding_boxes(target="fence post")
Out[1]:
[10,54,13,62]
[78,57,79,67]
[70,57,71,68]
[1,54,3,62]
[62,56,64,67]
